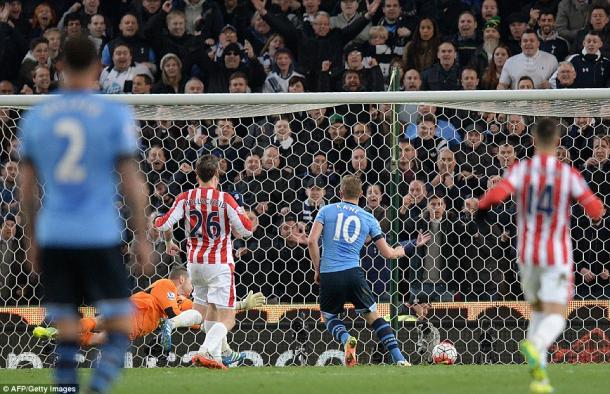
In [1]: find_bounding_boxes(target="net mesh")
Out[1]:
[1,95,609,368]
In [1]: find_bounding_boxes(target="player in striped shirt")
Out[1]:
[154,154,253,370]
[470,118,604,394]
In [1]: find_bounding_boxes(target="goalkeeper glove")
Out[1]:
[236,290,266,311]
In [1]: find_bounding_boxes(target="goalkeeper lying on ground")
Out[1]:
[34,267,265,366]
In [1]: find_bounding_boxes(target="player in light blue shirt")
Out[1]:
[308,175,426,367]
[18,36,151,393]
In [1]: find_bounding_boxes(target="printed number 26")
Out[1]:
[189,211,221,239]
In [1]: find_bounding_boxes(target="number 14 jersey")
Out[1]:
[502,154,602,267]
[155,187,253,264]
[315,202,384,273]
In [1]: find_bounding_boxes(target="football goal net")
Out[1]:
[0,88,609,367]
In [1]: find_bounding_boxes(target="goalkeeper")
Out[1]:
[34,267,265,366]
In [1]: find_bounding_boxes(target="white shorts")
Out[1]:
[519,264,573,305]
[187,263,236,309]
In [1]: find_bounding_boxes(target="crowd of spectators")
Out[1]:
[0,0,609,305]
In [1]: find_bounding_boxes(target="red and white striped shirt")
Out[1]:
[154,188,253,264]
[479,154,604,267]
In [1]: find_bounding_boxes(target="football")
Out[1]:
[432,342,458,365]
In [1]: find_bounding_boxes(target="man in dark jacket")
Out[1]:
[142,1,203,74]
[565,31,610,88]
[251,0,379,87]
[101,13,156,68]
[194,42,266,92]
[421,41,461,91]
[0,13,27,83]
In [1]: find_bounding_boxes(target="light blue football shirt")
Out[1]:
[315,202,383,273]
[19,91,138,247]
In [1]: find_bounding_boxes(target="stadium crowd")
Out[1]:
[0,0,609,305]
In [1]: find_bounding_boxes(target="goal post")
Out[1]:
[1,89,610,367]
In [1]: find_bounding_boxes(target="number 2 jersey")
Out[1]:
[315,202,383,273]
[18,92,137,247]
[479,154,604,267]
[154,187,253,264]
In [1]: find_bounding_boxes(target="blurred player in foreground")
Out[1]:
[18,36,151,393]
[308,175,430,367]
[154,154,253,369]
[469,118,604,393]
[34,267,265,366]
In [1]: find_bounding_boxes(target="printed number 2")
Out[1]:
[54,118,86,183]
[527,185,554,215]
[333,213,361,244]
[189,211,221,239]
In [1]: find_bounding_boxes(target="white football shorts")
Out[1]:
[187,263,236,309]
[519,264,573,305]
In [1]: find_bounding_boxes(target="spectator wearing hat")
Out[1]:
[319,42,384,92]
[537,11,569,62]
[100,43,153,94]
[251,0,380,88]
[152,53,185,93]
[557,31,610,88]
[212,24,242,63]
[449,10,483,70]
[498,29,558,89]
[556,0,591,46]
[505,13,529,55]
[194,41,266,92]
[101,13,156,73]
[421,41,461,91]
[263,48,304,92]
[472,16,501,71]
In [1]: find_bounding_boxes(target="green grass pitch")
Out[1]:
[0,364,607,394]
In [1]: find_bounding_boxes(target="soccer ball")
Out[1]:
[432,341,458,365]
